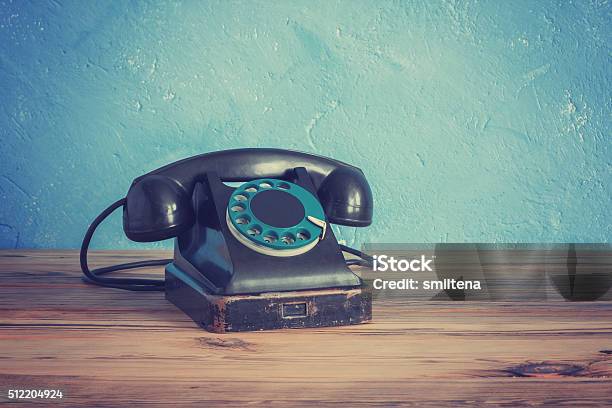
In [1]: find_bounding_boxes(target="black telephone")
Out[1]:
[81,148,374,332]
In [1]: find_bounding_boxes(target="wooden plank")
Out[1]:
[0,250,611,406]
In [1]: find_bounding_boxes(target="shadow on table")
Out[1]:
[432,244,612,301]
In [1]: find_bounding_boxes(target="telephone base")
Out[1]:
[165,264,372,333]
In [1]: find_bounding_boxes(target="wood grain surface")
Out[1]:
[1,250,611,407]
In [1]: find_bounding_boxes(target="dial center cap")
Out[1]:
[250,189,305,228]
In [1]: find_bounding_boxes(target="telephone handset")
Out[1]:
[81,148,374,332]
[123,148,373,241]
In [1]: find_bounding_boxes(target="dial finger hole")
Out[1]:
[277,182,290,190]
[244,185,258,193]
[247,225,262,236]
[296,229,311,241]
[263,231,278,244]
[281,233,295,245]
[230,203,245,212]
[236,216,250,225]
[259,181,272,189]
[234,194,248,202]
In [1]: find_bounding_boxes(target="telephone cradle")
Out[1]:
[81,149,373,332]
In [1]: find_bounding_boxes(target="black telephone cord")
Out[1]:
[81,199,372,291]
[339,244,373,267]
[80,198,170,291]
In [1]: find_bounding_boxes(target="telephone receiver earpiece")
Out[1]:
[123,175,195,242]
[123,149,373,242]
[318,167,373,227]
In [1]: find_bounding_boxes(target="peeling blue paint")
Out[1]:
[0,0,610,249]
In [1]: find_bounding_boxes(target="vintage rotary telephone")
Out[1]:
[81,148,373,332]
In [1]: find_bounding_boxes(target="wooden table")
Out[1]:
[1,250,611,406]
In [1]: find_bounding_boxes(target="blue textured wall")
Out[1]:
[0,0,610,249]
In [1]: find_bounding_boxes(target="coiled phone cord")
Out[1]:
[81,199,373,291]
